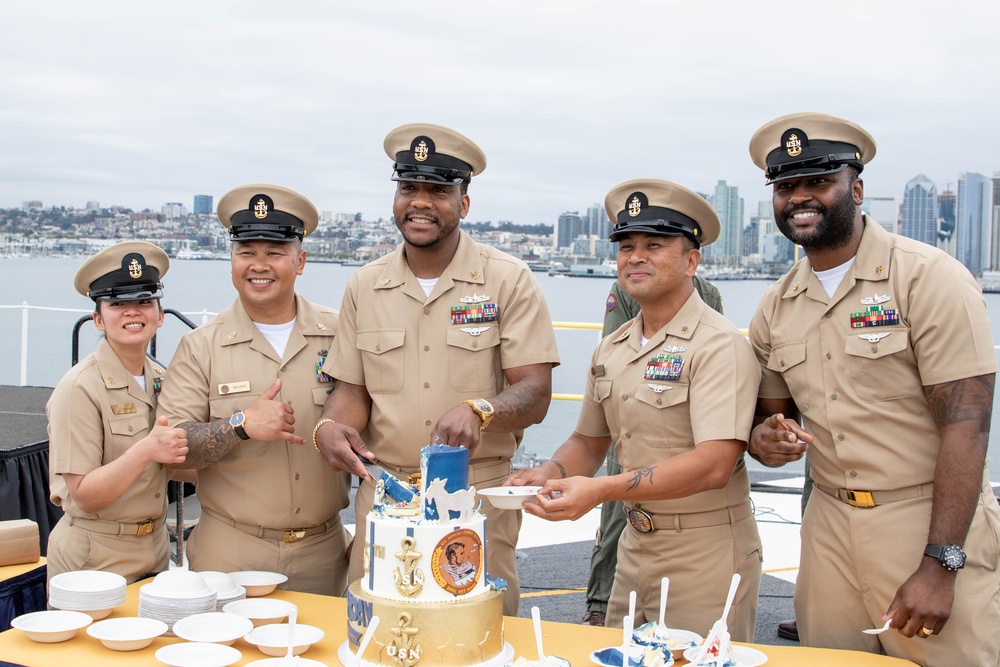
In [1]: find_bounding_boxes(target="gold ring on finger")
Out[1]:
[919,626,932,637]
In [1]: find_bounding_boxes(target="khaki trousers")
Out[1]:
[46,515,169,586]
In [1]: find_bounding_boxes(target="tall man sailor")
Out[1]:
[507,179,762,639]
[157,185,351,595]
[747,112,1000,667]
[313,123,560,614]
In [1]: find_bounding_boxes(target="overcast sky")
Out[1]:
[3,1,998,226]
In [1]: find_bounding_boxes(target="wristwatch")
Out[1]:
[923,544,966,571]
[464,398,495,431]
[230,411,250,440]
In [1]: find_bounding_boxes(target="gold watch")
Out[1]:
[464,398,495,431]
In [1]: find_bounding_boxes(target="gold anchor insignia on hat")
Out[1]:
[470,271,481,280]
[876,265,885,274]
[414,140,429,162]
[785,133,803,157]
[128,258,143,279]
[316,323,327,331]
[379,278,390,286]
[628,195,642,217]
[228,331,238,340]
[860,293,891,305]
[253,197,269,219]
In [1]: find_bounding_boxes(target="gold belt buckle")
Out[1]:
[282,529,307,543]
[626,508,655,533]
[845,490,876,508]
[136,519,155,537]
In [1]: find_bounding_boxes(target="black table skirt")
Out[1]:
[0,442,63,557]
[0,563,46,632]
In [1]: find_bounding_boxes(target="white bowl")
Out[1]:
[245,622,324,657]
[223,598,297,627]
[10,610,92,643]
[477,486,543,510]
[49,570,127,593]
[173,612,254,645]
[155,642,242,667]
[144,569,214,598]
[199,571,245,598]
[633,623,703,659]
[229,571,288,597]
[87,616,168,651]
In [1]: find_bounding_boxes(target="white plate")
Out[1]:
[173,612,254,645]
[155,642,242,667]
[10,610,92,643]
[87,617,168,651]
[682,645,768,667]
[50,570,127,593]
[337,640,514,666]
[229,571,288,596]
[632,624,702,657]
[477,486,543,510]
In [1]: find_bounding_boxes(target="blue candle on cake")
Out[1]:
[420,444,469,521]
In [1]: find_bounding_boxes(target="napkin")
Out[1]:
[0,519,40,566]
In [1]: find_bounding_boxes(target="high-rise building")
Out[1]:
[586,203,610,240]
[708,181,744,266]
[955,172,992,277]
[85,200,100,213]
[554,211,584,250]
[900,174,937,246]
[161,202,187,219]
[193,195,213,216]
[992,174,1000,272]
[862,196,898,233]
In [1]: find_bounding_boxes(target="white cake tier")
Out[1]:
[362,512,490,603]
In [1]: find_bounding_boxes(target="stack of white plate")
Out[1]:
[199,571,247,611]
[138,570,217,635]
[49,571,127,620]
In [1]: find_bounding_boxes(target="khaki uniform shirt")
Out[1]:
[576,291,760,515]
[749,217,998,492]
[48,338,168,521]
[157,295,349,529]
[327,231,560,468]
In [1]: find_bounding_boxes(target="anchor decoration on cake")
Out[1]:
[387,612,422,667]
[393,536,425,598]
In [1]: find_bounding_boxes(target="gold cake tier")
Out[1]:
[347,580,505,667]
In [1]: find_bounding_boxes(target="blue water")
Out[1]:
[2,257,999,479]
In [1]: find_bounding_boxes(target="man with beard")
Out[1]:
[747,112,1000,666]
[313,123,559,615]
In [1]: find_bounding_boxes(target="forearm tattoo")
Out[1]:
[924,375,995,435]
[177,419,241,468]
[495,380,543,422]
[626,466,655,492]
[549,459,567,479]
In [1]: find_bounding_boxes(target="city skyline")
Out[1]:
[3,2,999,227]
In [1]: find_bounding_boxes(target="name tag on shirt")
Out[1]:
[111,403,137,415]
[218,381,251,395]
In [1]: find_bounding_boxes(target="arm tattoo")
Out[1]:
[495,380,541,421]
[549,459,567,479]
[923,375,995,434]
[626,466,655,492]
[176,419,241,468]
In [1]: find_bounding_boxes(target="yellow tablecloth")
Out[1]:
[0,580,917,667]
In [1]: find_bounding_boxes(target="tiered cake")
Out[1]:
[346,445,509,667]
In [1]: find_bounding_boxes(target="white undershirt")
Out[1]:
[134,374,146,391]
[254,319,296,358]
[417,277,439,298]
[640,334,650,348]
[814,257,855,299]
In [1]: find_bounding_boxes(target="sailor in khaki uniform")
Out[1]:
[47,242,188,584]
[747,112,1000,666]
[508,179,762,639]
[313,123,560,615]
[157,185,351,595]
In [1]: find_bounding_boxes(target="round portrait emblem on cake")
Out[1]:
[431,529,483,595]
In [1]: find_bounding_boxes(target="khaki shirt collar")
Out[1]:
[612,290,706,356]
[94,338,155,407]
[375,232,486,302]
[220,295,331,361]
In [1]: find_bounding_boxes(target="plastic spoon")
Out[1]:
[283,607,297,666]
[354,616,381,667]
[655,577,670,639]
[621,614,634,667]
[628,590,636,630]
[531,606,550,666]
[691,573,741,665]
[862,619,893,635]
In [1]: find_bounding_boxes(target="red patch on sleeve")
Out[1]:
[606,293,617,312]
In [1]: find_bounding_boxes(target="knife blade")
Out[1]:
[360,458,415,504]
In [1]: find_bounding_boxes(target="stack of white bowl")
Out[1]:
[49,571,127,620]
[199,571,247,611]
[138,570,217,635]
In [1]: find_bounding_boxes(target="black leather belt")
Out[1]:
[624,500,753,533]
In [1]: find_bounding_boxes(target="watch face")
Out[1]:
[474,399,494,414]
[943,546,965,569]
[231,412,245,427]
